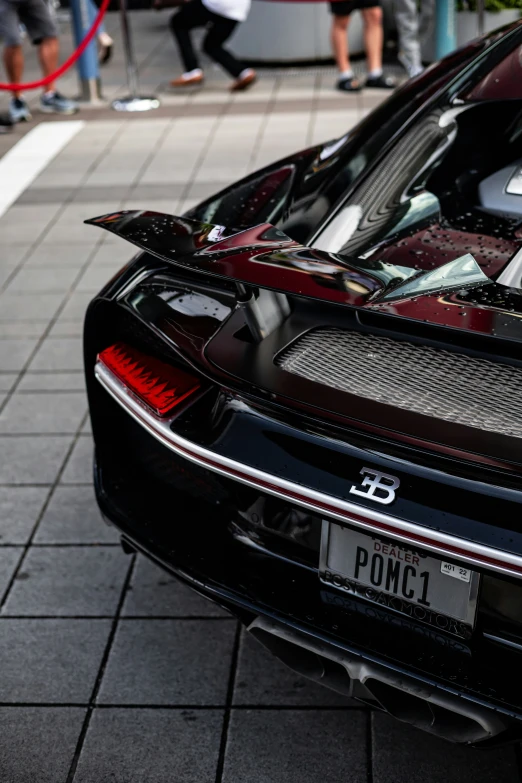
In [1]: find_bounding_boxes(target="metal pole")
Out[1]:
[434,0,457,60]
[111,0,160,111]
[477,0,485,36]
[70,0,103,102]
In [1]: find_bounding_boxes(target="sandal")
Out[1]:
[336,76,362,93]
[365,74,396,89]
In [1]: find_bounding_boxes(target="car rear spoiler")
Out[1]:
[86,210,522,344]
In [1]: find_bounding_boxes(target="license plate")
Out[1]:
[319,522,480,638]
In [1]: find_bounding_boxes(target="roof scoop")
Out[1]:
[377,253,490,302]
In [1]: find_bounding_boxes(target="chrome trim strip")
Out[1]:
[483,632,522,652]
[95,361,522,580]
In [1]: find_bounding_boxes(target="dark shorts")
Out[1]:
[330,0,380,15]
[0,0,58,46]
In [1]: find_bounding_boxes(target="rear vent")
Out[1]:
[276,328,522,438]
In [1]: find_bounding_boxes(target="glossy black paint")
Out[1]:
[84,23,522,743]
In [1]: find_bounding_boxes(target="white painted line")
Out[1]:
[0,120,85,218]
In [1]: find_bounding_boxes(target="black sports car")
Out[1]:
[85,22,522,745]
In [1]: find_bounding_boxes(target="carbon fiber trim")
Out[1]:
[277,328,522,438]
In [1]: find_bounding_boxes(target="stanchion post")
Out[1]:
[70,0,103,102]
[477,0,485,35]
[111,0,160,112]
[434,0,457,60]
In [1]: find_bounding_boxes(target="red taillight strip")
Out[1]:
[98,343,201,417]
[95,361,522,580]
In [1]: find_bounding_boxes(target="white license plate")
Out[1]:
[319,522,480,637]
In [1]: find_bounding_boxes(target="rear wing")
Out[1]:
[86,210,522,344]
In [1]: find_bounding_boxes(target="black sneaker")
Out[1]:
[365,74,396,89]
[336,76,362,93]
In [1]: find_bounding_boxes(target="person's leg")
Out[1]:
[419,0,435,47]
[87,0,113,64]
[35,32,78,112]
[361,5,382,74]
[86,0,106,35]
[202,17,238,77]
[329,3,361,91]
[0,0,25,98]
[362,4,395,87]
[203,17,255,89]
[170,0,208,82]
[394,0,422,77]
[330,13,351,75]
[37,36,59,92]
[3,45,24,97]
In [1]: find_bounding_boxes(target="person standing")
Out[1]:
[329,0,395,92]
[0,0,78,121]
[394,0,434,78]
[169,0,256,91]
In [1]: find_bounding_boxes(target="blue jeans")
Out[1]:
[87,0,105,35]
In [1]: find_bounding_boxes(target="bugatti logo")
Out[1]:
[350,467,400,506]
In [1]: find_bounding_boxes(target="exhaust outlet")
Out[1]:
[248,617,507,744]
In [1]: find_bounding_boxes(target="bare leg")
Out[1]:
[3,45,24,98]
[330,14,351,74]
[362,6,383,73]
[37,37,59,93]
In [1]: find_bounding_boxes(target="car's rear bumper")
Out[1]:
[93,435,522,744]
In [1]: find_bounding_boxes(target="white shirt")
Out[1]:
[202,0,251,22]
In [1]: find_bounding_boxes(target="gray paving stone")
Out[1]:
[28,337,84,371]
[233,631,353,707]
[48,321,84,338]
[74,708,222,783]
[0,435,71,484]
[0,548,23,599]
[97,619,236,705]
[58,292,95,321]
[3,546,130,616]
[35,485,118,544]
[0,340,38,371]
[0,221,50,244]
[0,707,85,783]
[60,436,93,484]
[41,220,102,245]
[23,243,93,267]
[0,373,17,392]
[0,323,48,338]
[75,266,122,292]
[0,619,110,701]
[17,371,86,392]
[0,245,32,266]
[6,266,80,293]
[122,556,228,617]
[0,487,49,543]
[0,391,87,433]
[371,712,519,782]
[0,267,15,289]
[90,241,133,267]
[0,293,62,322]
[223,709,368,783]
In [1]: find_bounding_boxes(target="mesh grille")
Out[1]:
[276,328,522,438]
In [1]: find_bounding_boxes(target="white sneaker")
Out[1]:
[9,97,31,123]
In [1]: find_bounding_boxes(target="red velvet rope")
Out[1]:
[0,0,110,91]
